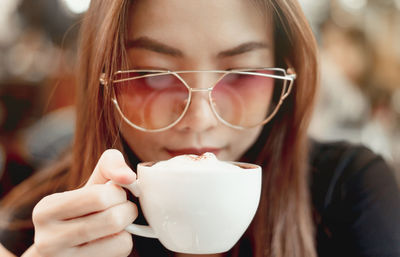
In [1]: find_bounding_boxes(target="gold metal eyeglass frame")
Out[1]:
[99,68,296,132]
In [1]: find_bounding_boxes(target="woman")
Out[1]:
[1,0,399,256]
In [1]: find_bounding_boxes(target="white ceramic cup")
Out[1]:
[118,160,262,254]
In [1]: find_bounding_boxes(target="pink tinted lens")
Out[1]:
[113,72,189,130]
[211,70,285,127]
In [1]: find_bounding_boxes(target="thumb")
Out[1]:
[85,149,136,187]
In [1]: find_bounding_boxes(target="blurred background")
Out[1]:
[0,0,399,197]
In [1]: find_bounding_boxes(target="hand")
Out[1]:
[31,149,138,257]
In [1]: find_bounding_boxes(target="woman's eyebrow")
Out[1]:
[127,36,184,57]
[126,36,269,58]
[217,42,270,58]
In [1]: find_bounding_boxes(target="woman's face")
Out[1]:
[120,0,274,162]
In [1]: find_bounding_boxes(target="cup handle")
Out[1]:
[107,180,158,239]
[125,224,157,238]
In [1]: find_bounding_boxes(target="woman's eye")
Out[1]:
[136,71,150,76]
[221,73,250,85]
[144,74,175,89]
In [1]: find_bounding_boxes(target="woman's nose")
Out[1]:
[173,91,219,133]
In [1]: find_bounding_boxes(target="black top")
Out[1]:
[1,140,399,256]
[310,140,400,257]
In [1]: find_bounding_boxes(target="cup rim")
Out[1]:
[137,160,261,170]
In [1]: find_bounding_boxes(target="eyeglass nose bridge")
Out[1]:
[190,88,213,92]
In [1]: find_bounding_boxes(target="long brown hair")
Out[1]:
[1,1,318,256]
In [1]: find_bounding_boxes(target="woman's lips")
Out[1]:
[166,148,221,157]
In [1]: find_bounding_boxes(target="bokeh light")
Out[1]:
[338,0,367,12]
[59,0,90,15]
[396,0,400,9]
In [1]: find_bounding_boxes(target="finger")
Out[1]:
[85,149,136,186]
[62,201,138,247]
[72,231,133,257]
[33,184,127,222]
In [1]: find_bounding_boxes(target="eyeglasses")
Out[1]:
[100,68,296,132]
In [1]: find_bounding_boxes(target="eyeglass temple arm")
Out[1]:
[281,68,296,99]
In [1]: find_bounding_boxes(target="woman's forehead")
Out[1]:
[126,0,273,56]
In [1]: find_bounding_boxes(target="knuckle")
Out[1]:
[101,149,123,163]
[74,223,92,242]
[106,202,138,233]
[32,205,44,225]
[108,209,125,231]
[109,184,128,202]
[87,185,127,211]
[59,222,92,246]
[89,187,110,210]
[32,195,53,225]
[127,202,139,222]
[34,234,54,255]
[117,232,133,257]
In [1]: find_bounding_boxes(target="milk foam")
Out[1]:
[152,152,243,172]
